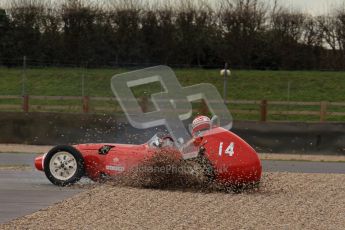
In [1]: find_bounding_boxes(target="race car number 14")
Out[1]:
[218,142,235,157]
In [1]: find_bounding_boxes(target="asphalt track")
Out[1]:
[0,153,84,224]
[1,152,345,224]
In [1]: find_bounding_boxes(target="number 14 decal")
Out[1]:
[218,142,235,157]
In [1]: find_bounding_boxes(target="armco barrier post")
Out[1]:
[83,96,89,113]
[260,99,267,122]
[23,95,29,112]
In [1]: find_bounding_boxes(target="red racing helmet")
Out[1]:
[191,115,211,136]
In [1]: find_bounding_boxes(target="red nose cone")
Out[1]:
[35,155,44,171]
[216,151,262,185]
[203,128,262,185]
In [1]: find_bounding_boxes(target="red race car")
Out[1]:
[35,120,262,187]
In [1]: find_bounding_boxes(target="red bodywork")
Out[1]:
[35,127,262,185]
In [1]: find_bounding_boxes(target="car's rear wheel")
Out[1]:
[44,145,84,186]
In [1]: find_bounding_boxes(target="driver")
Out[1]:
[179,115,211,158]
[191,115,211,137]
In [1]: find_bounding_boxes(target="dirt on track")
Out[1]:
[1,172,345,230]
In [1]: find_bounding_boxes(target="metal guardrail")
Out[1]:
[0,95,344,122]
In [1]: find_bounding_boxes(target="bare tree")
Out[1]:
[7,0,45,59]
[219,0,268,67]
[301,16,322,47]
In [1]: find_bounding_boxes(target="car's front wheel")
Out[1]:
[44,145,84,186]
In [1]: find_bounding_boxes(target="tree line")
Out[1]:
[1,0,345,70]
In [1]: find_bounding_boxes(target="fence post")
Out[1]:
[200,99,208,115]
[22,56,27,96]
[23,95,29,112]
[83,96,89,113]
[139,96,149,113]
[320,101,328,122]
[260,100,267,122]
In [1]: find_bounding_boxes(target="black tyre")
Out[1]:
[44,145,85,186]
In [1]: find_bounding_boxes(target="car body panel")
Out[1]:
[201,127,262,184]
[35,128,262,185]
